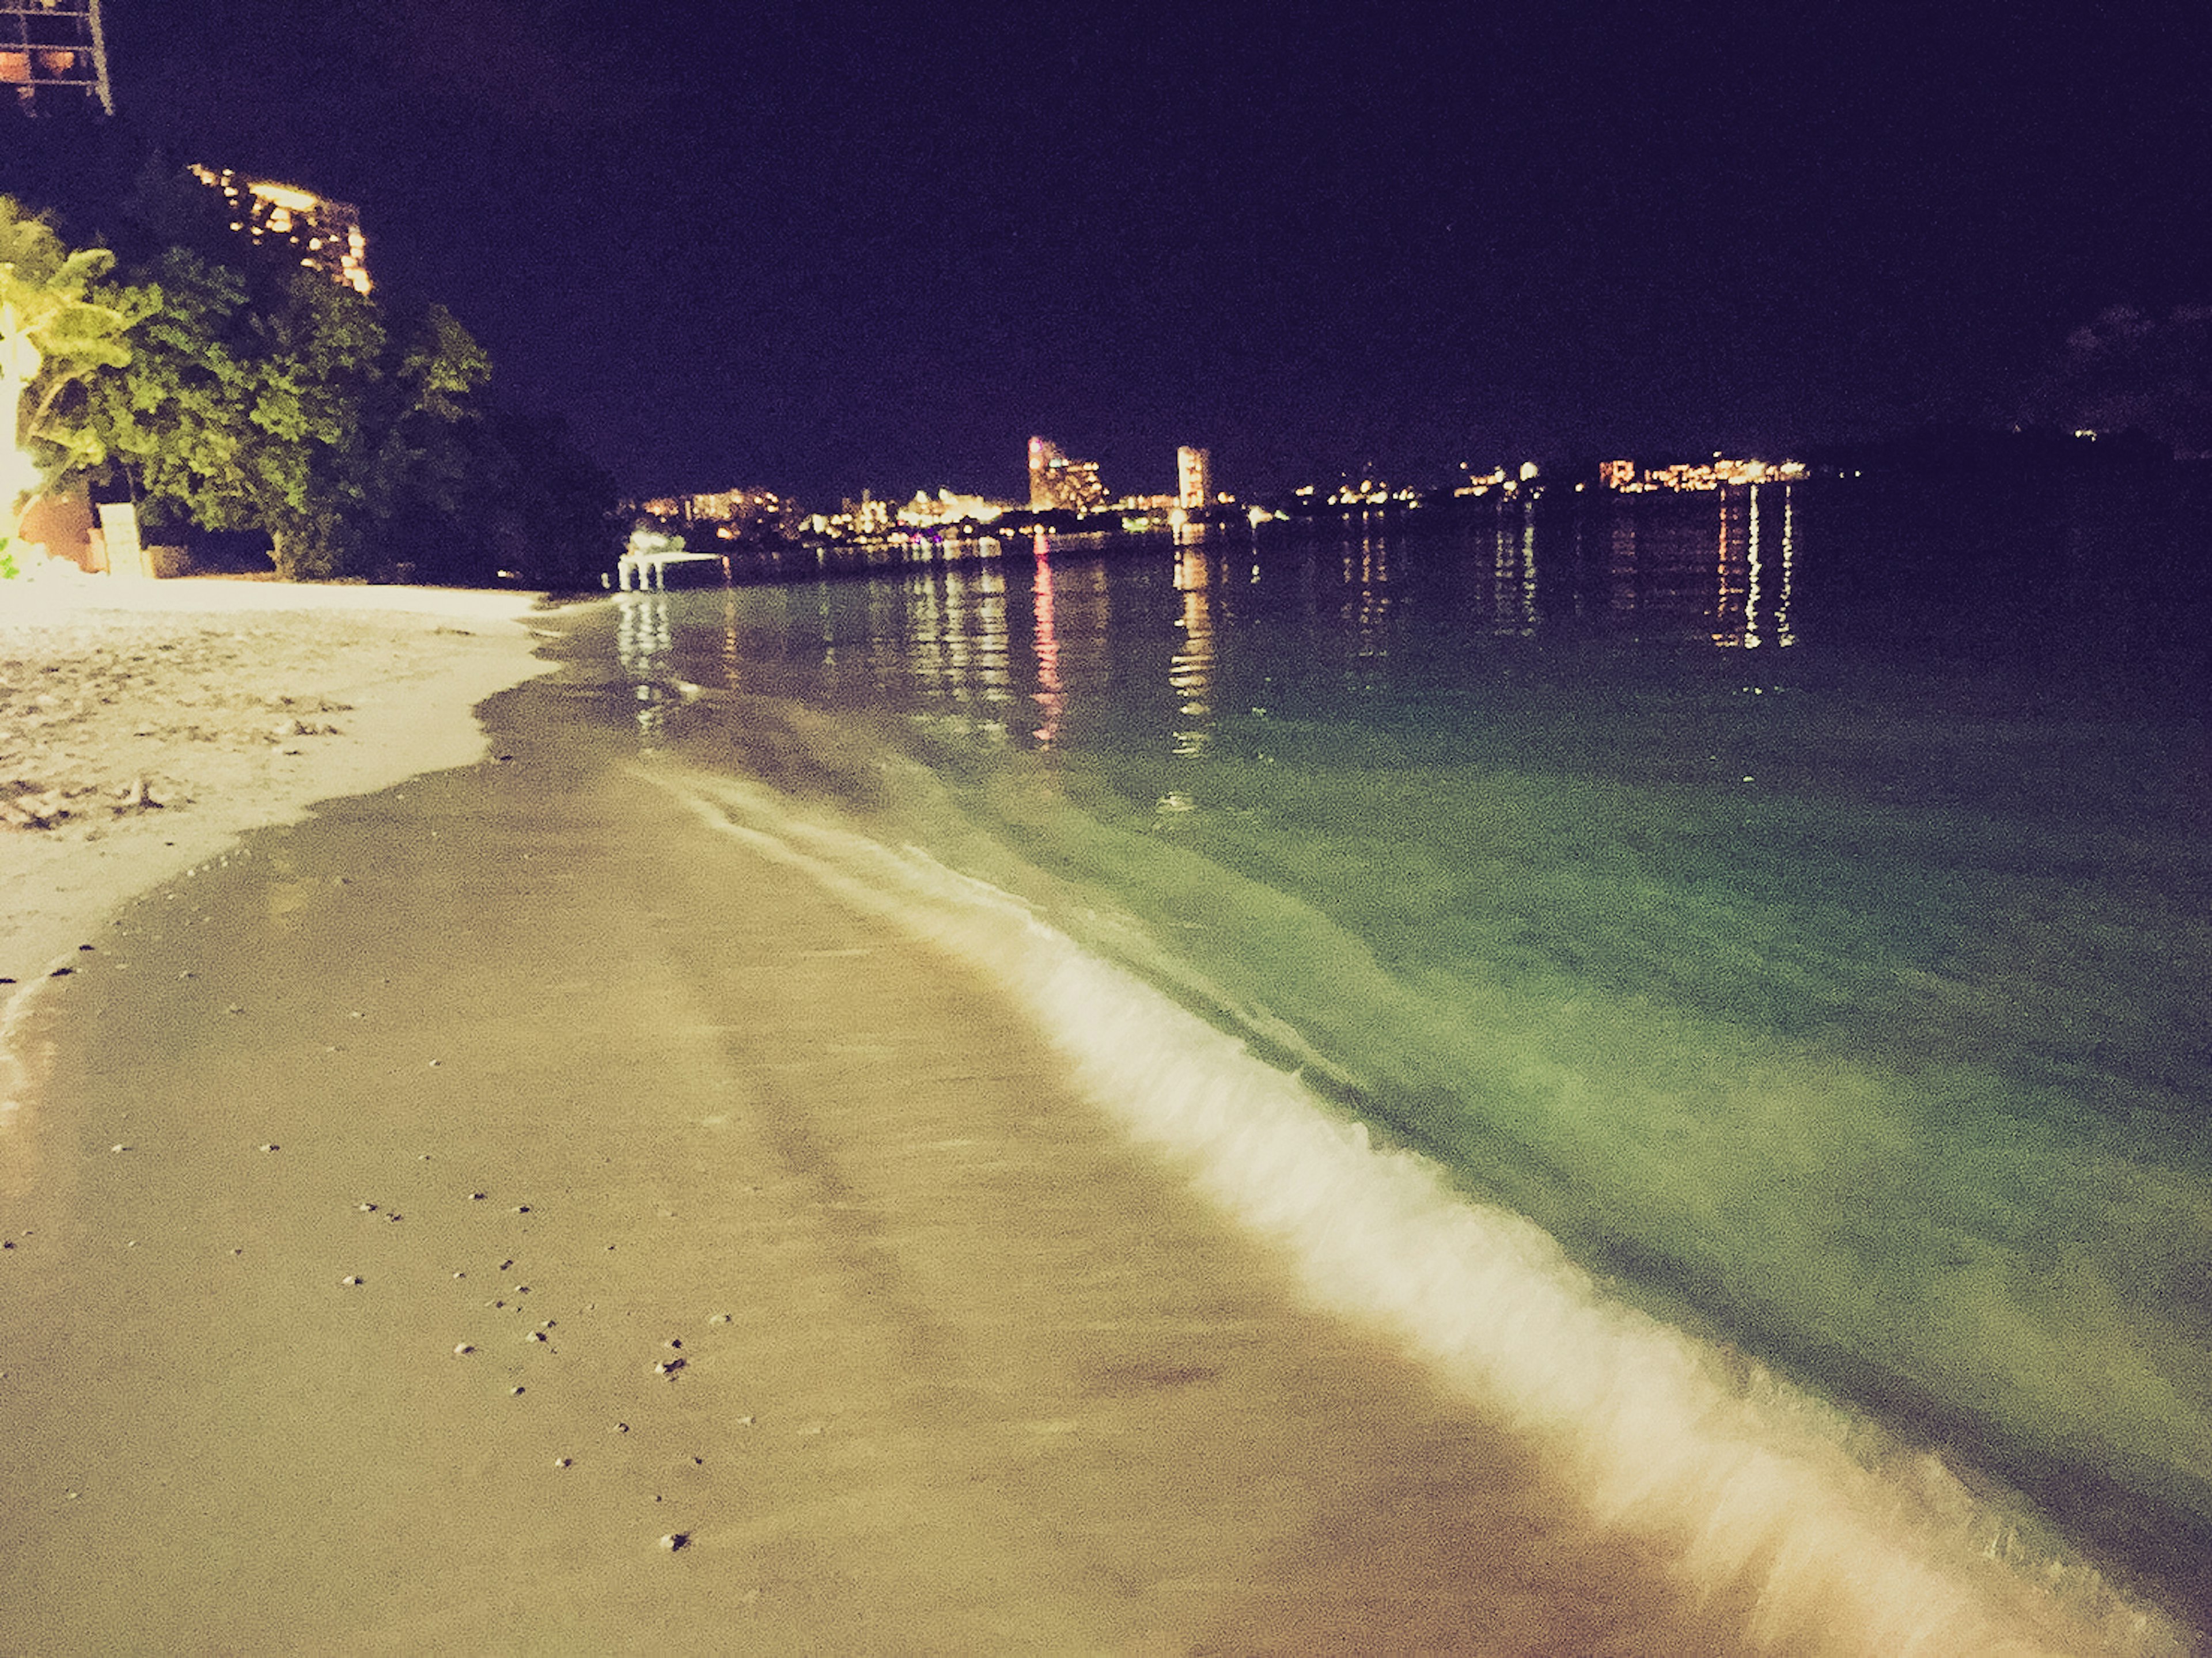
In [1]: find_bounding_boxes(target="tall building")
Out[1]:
[1176,445,1212,510]
[188,165,373,295]
[1027,435,1107,513]
[0,0,110,115]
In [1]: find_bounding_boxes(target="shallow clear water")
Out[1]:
[597,475,2212,1646]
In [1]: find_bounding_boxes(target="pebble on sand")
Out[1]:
[661,1533,690,1551]
[340,1274,362,1286]
[453,1343,474,1355]
[554,1457,571,1469]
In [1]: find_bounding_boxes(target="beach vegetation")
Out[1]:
[0,178,618,585]
[0,196,149,539]
[89,242,492,581]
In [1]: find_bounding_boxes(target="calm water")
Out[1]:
[596,475,2211,1651]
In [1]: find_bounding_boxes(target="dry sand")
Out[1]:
[0,577,1759,1652]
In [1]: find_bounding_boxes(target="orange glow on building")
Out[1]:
[188,165,374,295]
[1028,436,1107,513]
[0,0,109,113]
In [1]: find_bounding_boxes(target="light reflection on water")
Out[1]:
[618,473,2212,1630]
[613,589,673,736]
[1171,547,1214,757]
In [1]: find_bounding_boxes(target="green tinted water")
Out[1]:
[619,479,2212,1624]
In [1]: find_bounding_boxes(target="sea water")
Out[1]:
[597,474,2211,1653]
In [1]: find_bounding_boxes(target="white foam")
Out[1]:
[647,758,2189,1657]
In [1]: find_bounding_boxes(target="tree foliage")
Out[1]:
[4,179,618,584]
[0,196,148,533]
[90,244,497,579]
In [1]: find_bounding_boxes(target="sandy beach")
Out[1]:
[0,575,1784,1653]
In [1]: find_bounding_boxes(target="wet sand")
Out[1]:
[0,625,1763,1652]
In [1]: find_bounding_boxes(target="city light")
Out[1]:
[187,165,374,295]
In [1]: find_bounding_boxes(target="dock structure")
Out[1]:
[614,548,723,590]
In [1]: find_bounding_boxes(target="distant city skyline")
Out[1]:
[635,441,1837,541]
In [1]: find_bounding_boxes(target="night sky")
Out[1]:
[93,0,2212,504]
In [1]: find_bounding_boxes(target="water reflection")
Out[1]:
[1476,503,1540,636]
[615,590,673,737]
[695,471,2206,771]
[1172,547,1215,756]
[1351,534,1396,658]
[1608,507,1639,616]
[1713,483,1797,649]
[1031,545,1066,748]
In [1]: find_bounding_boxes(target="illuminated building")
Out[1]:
[188,165,373,295]
[1176,445,1212,510]
[0,0,109,114]
[1027,436,1107,513]
[1604,455,1809,494]
[896,488,1006,527]
[844,491,891,536]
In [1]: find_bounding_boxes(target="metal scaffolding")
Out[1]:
[0,0,112,116]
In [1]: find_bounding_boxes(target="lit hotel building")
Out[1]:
[188,165,373,295]
[0,0,110,114]
[1028,437,1107,513]
[1176,445,1212,510]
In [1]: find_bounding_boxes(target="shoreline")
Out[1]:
[2,577,557,989]
[0,582,2192,1652]
[0,644,1767,1652]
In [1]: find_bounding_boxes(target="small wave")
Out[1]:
[644,755,2192,1657]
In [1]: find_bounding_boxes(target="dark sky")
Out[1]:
[92,0,2212,504]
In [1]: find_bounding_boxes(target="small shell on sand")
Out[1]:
[526,1331,547,1344]
[509,1386,525,1396]
[708,1313,731,1325]
[258,1144,280,1152]
[660,1533,690,1551]
[109,1144,130,1153]
[554,1457,571,1469]
[357,1202,377,1212]
[340,1274,362,1286]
